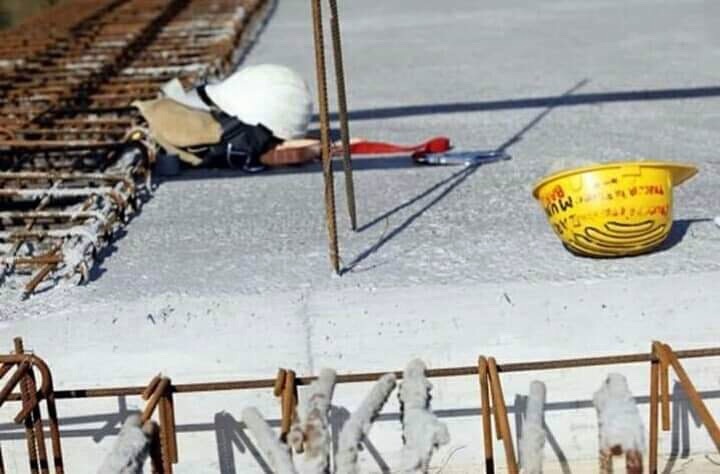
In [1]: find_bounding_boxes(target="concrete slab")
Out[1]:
[1,0,719,472]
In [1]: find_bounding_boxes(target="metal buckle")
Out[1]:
[226,143,265,173]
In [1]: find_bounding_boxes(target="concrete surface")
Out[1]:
[1,0,720,472]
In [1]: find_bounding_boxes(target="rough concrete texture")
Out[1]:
[1,0,720,472]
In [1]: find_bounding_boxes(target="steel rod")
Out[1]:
[487,357,518,474]
[14,339,49,474]
[310,0,340,274]
[658,343,720,450]
[478,357,494,474]
[3,345,709,401]
[649,358,659,474]
[657,344,671,431]
[142,378,170,424]
[327,0,357,231]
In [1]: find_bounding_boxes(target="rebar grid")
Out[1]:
[0,0,270,296]
[0,341,718,472]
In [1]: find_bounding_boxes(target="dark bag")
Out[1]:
[191,85,283,172]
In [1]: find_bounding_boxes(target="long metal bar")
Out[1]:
[657,342,720,450]
[1,361,38,473]
[327,0,357,231]
[649,357,659,474]
[14,339,49,474]
[478,357,494,474]
[487,357,518,474]
[0,346,708,401]
[310,0,340,274]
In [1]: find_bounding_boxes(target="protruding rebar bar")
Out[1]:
[12,339,43,474]
[327,0,357,231]
[478,357,495,474]
[310,0,340,273]
[649,357,659,474]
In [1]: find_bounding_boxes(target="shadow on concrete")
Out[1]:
[214,411,272,474]
[155,155,422,185]
[658,218,714,252]
[317,85,720,122]
[341,79,589,274]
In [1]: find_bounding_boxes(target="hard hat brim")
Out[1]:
[532,161,698,199]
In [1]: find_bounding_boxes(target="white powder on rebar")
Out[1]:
[592,373,645,452]
[398,359,450,474]
[519,381,547,474]
[335,373,397,474]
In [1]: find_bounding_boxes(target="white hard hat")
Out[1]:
[204,64,314,140]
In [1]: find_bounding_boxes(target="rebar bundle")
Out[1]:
[1,339,717,473]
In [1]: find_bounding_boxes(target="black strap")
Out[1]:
[196,85,222,113]
[193,84,281,172]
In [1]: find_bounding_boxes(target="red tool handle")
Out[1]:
[345,136,451,156]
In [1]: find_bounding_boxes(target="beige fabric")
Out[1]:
[132,98,223,166]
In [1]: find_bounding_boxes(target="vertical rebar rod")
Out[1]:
[487,357,518,474]
[478,357,494,474]
[659,348,671,431]
[327,0,357,231]
[659,343,720,450]
[311,0,340,274]
[649,358,659,474]
[13,339,40,474]
[43,387,64,474]
[166,390,178,464]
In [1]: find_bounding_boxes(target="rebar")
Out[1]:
[0,346,707,402]
[0,0,272,295]
[14,339,50,474]
[649,358,659,474]
[0,341,718,472]
[478,357,495,474]
[327,0,357,231]
[311,0,340,274]
[655,343,720,449]
[487,357,518,474]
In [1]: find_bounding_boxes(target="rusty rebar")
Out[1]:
[649,357,659,474]
[23,258,60,298]
[279,369,297,440]
[478,356,494,474]
[166,390,178,463]
[14,339,49,474]
[310,0,340,274]
[142,377,171,423]
[0,341,716,473]
[0,350,65,474]
[158,397,174,473]
[1,345,709,401]
[0,361,31,408]
[657,344,671,431]
[1,0,272,295]
[327,0,357,231]
[142,375,162,401]
[487,357,518,474]
[5,348,40,474]
[655,342,720,450]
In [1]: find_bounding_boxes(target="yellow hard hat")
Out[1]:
[532,161,698,257]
